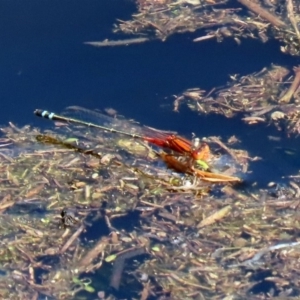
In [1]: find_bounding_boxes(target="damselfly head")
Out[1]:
[192,143,210,161]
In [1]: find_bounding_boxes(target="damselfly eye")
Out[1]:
[192,143,210,161]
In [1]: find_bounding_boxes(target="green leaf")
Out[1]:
[151,246,160,252]
[195,159,209,170]
[105,254,117,262]
[72,277,81,284]
[84,285,95,293]
[64,138,78,143]
[41,218,50,224]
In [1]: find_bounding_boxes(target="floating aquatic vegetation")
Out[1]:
[0,113,247,297]
[0,119,299,298]
[174,64,300,135]
[87,0,300,57]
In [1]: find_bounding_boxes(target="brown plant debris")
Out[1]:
[0,117,299,299]
[174,64,300,135]
[86,0,300,57]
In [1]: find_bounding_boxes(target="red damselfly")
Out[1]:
[34,106,209,161]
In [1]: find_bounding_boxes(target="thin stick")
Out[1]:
[279,66,300,103]
[237,0,286,28]
[84,37,150,47]
[60,225,85,254]
[286,0,300,41]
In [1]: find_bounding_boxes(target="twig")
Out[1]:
[228,241,300,268]
[279,66,300,103]
[78,237,109,272]
[60,224,85,254]
[237,0,286,28]
[110,247,146,290]
[286,0,300,42]
[208,136,239,162]
[84,37,150,47]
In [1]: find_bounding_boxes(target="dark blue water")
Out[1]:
[0,0,295,123]
[2,0,300,186]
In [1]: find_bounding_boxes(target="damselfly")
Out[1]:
[34,106,210,161]
[34,106,242,183]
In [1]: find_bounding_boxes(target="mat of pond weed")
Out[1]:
[175,64,300,136]
[88,0,300,57]
[0,116,300,299]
